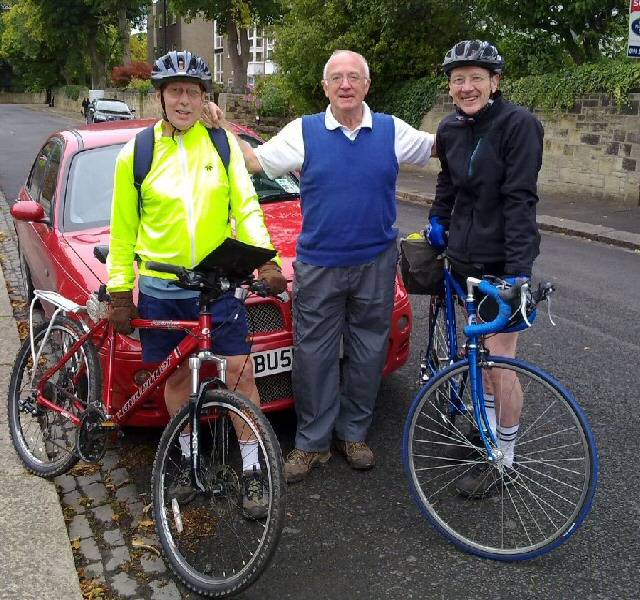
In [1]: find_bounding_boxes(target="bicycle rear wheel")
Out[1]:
[421,294,462,383]
[403,357,598,560]
[152,389,286,597]
[8,315,102,477]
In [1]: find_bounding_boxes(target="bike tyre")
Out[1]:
[403,356,599,561]
[8,314,101,478]
[152,388,286,597]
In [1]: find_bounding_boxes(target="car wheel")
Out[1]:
[18,245,35,303]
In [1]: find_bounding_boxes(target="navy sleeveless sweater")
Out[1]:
[298,112,398,266]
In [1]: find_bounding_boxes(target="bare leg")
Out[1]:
[225,355,261,443]
[164,355,260,443]
[164,363,191,418]
[483,332,522,428]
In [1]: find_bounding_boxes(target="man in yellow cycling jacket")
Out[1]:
[106,50,286,518]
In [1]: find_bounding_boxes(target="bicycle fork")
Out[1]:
[188,352,228,493]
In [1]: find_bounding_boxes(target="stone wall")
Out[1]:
[51,88,162,120]
[419,93,640,206]
[0,91,46,104]
[218,92,290,137]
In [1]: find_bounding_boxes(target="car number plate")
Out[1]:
[251,347,294,378]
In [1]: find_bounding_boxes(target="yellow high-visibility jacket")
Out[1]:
[107,120,276,292]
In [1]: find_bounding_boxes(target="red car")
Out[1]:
[11,120,413,426]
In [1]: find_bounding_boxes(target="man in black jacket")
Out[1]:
[426,40,544,497]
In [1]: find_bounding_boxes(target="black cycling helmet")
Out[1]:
[151,50,212,92]
[442,40,504,76]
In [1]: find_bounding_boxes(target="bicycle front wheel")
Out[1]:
[8,315,102,477]
[152,389,286,597]
[403,357,598,560]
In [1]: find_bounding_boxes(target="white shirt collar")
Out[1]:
[324,102,373,133]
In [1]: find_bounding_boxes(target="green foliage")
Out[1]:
[474,0,627,72]
[502,60,640,111]
[370,76,446,128]
[254,74,291,117]
[61,84,83,101]
[1,0,147,88]
[170,0,283,28]
[130,32,147,63]
[273,0,471,114]
[126,77,153,94]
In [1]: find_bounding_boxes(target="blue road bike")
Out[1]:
[402,260,599,560]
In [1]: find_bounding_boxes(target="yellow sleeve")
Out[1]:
[106,140,140,292]
[226,131,282,266]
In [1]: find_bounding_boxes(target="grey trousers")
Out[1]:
[291,242,399,452]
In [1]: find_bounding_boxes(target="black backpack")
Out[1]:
[132,124,231,213]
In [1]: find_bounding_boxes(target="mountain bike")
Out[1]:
[402,263,599,560]
[7,238,286,597]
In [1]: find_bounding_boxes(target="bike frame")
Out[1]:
[423,262,502,462]
[33,311,227,428]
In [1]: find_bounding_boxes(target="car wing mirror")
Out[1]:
[130,108,136,113]
[11,200,49,224]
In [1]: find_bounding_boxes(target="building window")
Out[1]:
[214,53,223,83]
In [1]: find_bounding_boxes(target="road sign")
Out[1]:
[629,0,640,57]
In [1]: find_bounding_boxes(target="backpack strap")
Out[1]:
[132,125,231,216]
[207,126,231,173]
[132,125,155,216]
[133,125,155,191]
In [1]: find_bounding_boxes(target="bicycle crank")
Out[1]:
[76,406,109,462]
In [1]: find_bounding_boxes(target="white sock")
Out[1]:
[484,394,497,436]
[497,424,519,468]
[179,432,191,458]
[239,440,260,473]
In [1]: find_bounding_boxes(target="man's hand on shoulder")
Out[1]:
[201,101,224,129]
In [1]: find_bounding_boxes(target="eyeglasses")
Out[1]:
[164,85,203,100]
[326,73,366,86]
[450,75,490,87]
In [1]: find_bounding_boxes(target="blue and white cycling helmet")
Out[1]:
[442,40,504,76]
[151,50,212,92]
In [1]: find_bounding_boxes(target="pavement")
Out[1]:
[0,104,639,600]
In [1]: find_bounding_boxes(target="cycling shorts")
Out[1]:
[138,292,251,363]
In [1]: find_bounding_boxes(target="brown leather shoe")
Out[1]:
[334,440,375,470]
[284,448,331,484]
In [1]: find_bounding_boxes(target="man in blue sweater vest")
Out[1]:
[208,50,435,483]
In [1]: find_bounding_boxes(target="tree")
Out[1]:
[170,0,284,91]
[272,0,471,112]
[130,32,147,63]
[0,0,67,90]
[35,0,146,87]
[473,0,628,74]
[111,60,152,87]
[1,0,147,89]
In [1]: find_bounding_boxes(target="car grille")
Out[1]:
[247,302,284,334]
[257,371,293,405]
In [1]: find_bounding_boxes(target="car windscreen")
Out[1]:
[63,144,123,231]
[95,101,130,114]
[240,134,300,202]
[61,136,298,231]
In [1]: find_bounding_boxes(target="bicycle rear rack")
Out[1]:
[29,290,87,385]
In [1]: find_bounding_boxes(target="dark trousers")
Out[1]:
[291,242,398,451]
